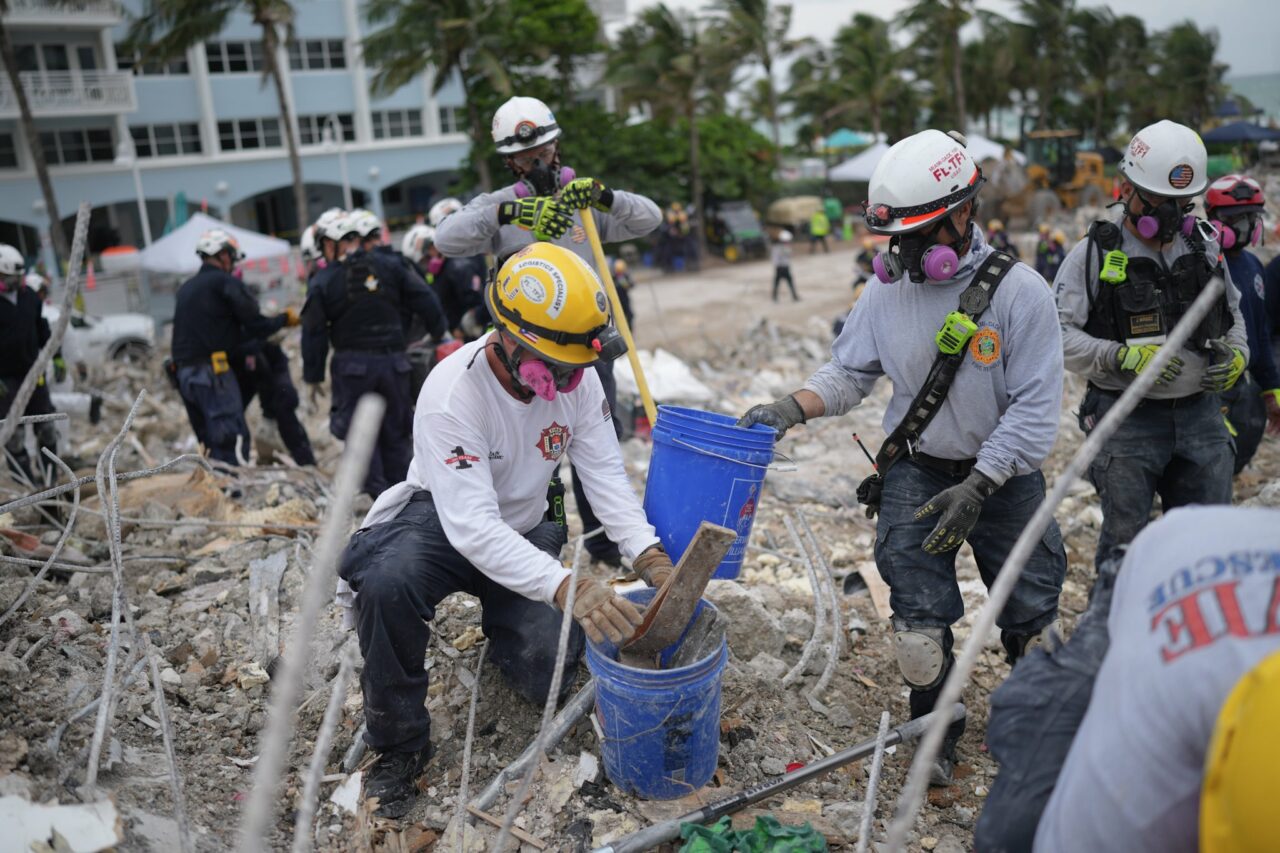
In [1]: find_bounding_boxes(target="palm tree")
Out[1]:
[608,4,738,255]
[1151,21,1227,130]
[831,13,899,139]
[1012,0,1077,129]
[0,7,70,264]
[897,0,972,130]
[1070,8,1147,145]
[963,11,1018,137]
[712,0,799,153]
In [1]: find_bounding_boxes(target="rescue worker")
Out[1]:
[986,218,1019,258]
[738,130,1066,785]
[302,212,447,497]
[0,243,63,484]
[1036,229,1067,281]
[1054,120,1249,568]
[435,94,662,568]
[1204,174,1280,468]
[976,506,1280,852]
[231,333,316,467]
[404,223,484,340]
[808,206,831,254]
[337,243,675,818]
[610,257,635,329]
[771,229,798,301]
[427,197,463,228]
[171,230,298,466]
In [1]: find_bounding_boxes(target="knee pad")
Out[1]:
[893,621,948,690]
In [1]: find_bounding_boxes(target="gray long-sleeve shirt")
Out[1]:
[434,183,662,273]
[1053,214,1248,398]
[803,227,1064,486]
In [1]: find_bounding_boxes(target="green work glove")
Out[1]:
[497,196,572,241]
[737,394,806,438]
[559,177,614,212]
[52,356,67,384]
[1116,343,1183,385]
[914,470,998,555]
[1201,339,1246,393]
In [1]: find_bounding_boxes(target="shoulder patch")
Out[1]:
[969,327,1001,366]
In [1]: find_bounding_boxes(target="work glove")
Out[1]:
[913,470,998,555]
[555,576,644,645]
[633,544,674,589]
[282,307,301,327]
[1116,343,1183,385]
[1200,340,1246,393]
[559,177,614,212]
[1264,389,1280,437]
[498,197,573,242]
[52,356,67,384]
[737,394,806,438]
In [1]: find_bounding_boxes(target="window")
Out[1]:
[298,113,354,145]
[216,117,283,152]
[205,40,266,74]
[371,109,424,140]
[130,123,202,158]
[0,133,17,169]
[438,105,464,134]
[76,46,98,71]
[117,45,189,76]
[38,127,114,166]
[41,45,69,71]
[287,39,345,71]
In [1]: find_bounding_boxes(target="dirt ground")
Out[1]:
[1,235,1278,852]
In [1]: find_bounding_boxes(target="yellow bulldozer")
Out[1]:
[982,129,1113,227]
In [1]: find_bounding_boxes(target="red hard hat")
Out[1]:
[1206,174,1264,214]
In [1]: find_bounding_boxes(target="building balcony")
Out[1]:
[1,0,123,27]
[0,70,136,118]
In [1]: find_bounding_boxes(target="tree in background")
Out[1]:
[1149,21,1228,131]
[608,3,739,254]
[832,13,901,140]
[126,0,308,233]
[712,0,801,154]
[1012,0,1079,130]
[962,10,1024,138]
[0,6,70,263]
[1069,7,1140,145]
[896,0,972,130]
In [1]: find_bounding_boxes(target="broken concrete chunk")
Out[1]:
[48,609,89,641]
[0,795,122,852]
[236,661,270,690]
[573,751,600,788]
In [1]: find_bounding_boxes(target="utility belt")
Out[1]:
[1089,383,1205,409]
[172,350,231,373]
[856,250,1018,517]
[910,452,977,479]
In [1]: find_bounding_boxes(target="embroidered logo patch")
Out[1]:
[445,446,479,470]
[970,327,1001,366]
[536,422,571,461]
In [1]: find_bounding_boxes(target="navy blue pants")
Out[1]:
[1223,373,1265,474]
[875,459,1066,724]
[330,350,413,496]
[570,360,623,561]
[235,343,316,466]
[0,377,58,482]
[1084,389,1232,568]
[338,492,583,754]
[975,559,1120,852]
[177,363,250,466]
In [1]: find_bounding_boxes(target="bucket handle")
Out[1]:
[669,436,797,473]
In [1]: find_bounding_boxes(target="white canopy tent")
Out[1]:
[964,133,1027,165]
[828,142,890,182]
[138,212,292,276]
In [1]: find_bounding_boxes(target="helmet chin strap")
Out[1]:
[490,333,535,402]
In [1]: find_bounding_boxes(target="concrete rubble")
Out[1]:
[1,239,1277,852]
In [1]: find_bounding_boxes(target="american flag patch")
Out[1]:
[1168,163,1195,190]
[518,328,540,344]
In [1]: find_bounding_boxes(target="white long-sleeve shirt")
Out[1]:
[356,337,659,605]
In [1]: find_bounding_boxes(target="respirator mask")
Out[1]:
[872,214,970,284]
[1210,212,1263,250]
[1127,188,1195,243]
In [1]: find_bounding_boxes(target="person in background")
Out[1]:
[808,207,831,254]
[986,218,1020,258]
[771,230,798,302]
[1037,229,1067,282]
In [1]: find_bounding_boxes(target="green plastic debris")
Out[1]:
[679,815,828,852]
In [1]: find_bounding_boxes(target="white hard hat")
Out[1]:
[347,208,383,239]
[24,272,48,292]
[1120,120,1208,198]
[779,230,793,242]
[300,225,319,262]
[314,207,346,241]
[428,197,463,227]
[402,223,435,263]
[0,243,24,277]
[864,130,983,235]
[321,211,358,243]
[492,96,561,155]
[195,228,244,260]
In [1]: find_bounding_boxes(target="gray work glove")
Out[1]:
[737,394,805,437]
[633,544,673,588]
[1200,339,1246,393]
[913,470,998,555]
[555,577,643,645]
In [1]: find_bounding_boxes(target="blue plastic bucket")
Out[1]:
[587,588,726,800]
[643,405,776,580]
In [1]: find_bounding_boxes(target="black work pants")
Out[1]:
[0,377,58,483]
[569,360,623,561]
[330,350,413,496]
[236,343,316,466]
[772,266,797,301]
[338,491,583,754]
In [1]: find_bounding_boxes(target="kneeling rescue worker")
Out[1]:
[337,243,675,818]
[1054,120,1248,568]
[738,130,1067,785]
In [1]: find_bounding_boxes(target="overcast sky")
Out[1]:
[657,0,1280,78]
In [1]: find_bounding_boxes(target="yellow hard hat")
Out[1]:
[612,257,628,274]
[1052,229,1067,243]
[486,243,619,367]
[1038,223,1050,234]
[1200,650,1280,853]
[988,219,1004,231]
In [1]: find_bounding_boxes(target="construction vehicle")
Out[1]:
[981,126,1113,227]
